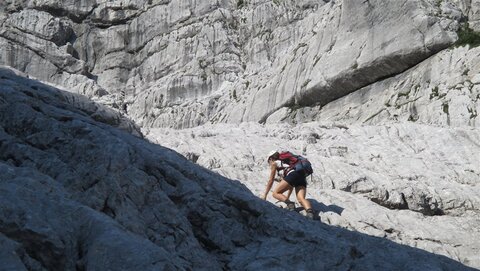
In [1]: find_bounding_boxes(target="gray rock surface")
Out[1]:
[306,46,480,128]
[0,66,476,270]
[0,0,469,128]
[227,0,459,123]
[0,234,30,271]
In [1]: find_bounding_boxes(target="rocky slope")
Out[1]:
[2,66,476,270]
[146,120,480,268]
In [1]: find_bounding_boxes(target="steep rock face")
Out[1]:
[227,0,459,123]
[450,0,480,31]
[0,4,104,97]
[0,67,217,270]
[0,0,464,128]
[276,46,480,127]
[261,45,480,129]
[1,67,476,270]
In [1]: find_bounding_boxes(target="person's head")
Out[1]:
[267,150,279,162]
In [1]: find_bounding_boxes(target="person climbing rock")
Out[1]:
[261,150,315,219]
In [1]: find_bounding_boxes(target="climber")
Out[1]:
[261,150,314,219]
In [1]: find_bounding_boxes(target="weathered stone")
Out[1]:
[5,9,73,45]
[0,0,470,128]
[0,234,29,271]
[314,46,480,127]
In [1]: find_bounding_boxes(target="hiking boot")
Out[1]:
[306,209,315,219]
[286,201,296,211]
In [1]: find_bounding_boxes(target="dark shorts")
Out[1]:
[284,170,307,187]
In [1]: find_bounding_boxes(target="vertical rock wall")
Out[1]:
[0,0,467,128]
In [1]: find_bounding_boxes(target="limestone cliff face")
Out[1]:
[274,46,480,128]
[0,0,472,128]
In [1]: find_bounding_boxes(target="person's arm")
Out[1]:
[262,162,277,200]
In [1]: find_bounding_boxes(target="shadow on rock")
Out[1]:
[309,198,345,215]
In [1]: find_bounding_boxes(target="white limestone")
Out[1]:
[0,0,466,128]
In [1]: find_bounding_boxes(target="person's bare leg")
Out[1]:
[295,186,312,210]
[286,187,293,201]
[273,180,293,202]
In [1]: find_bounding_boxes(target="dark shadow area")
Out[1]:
[309,198,344,215]
[286,199,343,222]
[0,66,478,271]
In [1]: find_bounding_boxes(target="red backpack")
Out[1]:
[278,151,313,176]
